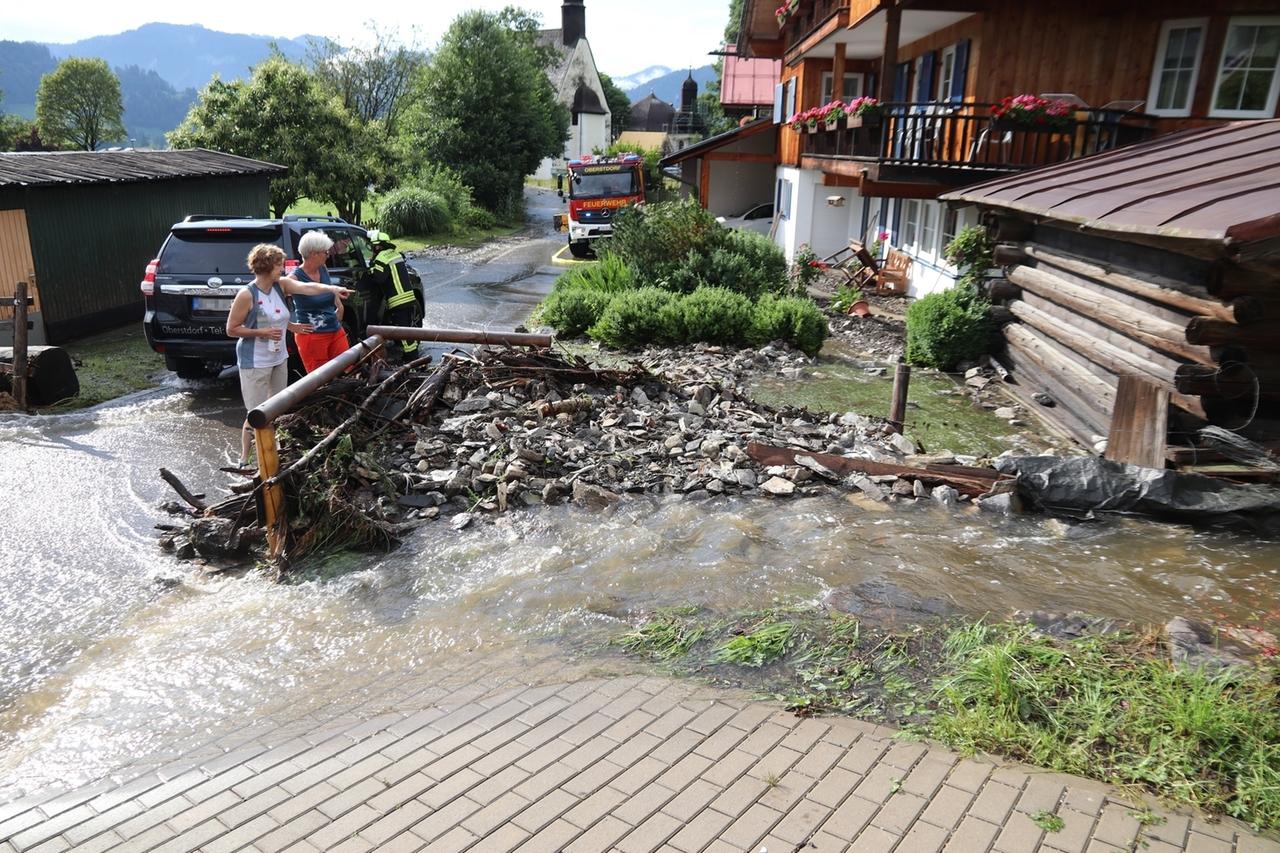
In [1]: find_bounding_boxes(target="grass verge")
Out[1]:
[40,326,163,411]
[284,197,522,252]
[612,608,1280,830]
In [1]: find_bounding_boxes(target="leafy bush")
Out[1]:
[536,287,614,337]
[905,283,992,370]
[944,225,995,289]
[830,282,865,314]
[378,186,451,235]
[414,164,496,230]
[670,287,755,345]
[664,229,789,298]
[588,287,679,348]
[535,255,635,337]
[751,295,828,356]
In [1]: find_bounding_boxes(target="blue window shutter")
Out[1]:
[951,40,970,104]
[774,83,784,123]
[892,62,910,102]
[916,52,937,102]
[866,72,878,99]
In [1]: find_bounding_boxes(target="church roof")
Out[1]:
[630,92,676,132]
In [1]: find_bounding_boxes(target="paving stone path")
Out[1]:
[1,659,1276,853]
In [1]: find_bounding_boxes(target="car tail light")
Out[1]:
[284,259,299,276]
[140,258,159,295]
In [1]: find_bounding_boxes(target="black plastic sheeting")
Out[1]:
[994,455,1280,537]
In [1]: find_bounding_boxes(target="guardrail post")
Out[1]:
[254,425,286,558]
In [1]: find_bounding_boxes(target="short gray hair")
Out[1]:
[298,231,334,258]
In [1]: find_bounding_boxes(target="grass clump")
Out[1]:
[615,606,706,661]
[931,622,1280,829]
[378,186,452,236]
[713,618,798,668]
[905,283,992,370]
[1030,811,1064,833]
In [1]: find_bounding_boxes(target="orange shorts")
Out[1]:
[295,329,350,373]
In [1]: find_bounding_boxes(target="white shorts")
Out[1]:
[239,362,288,414]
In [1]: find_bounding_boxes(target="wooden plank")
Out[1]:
[1105,376,1169,469]
[0,210,39,313]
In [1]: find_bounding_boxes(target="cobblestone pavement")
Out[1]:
[1,652,1276,853]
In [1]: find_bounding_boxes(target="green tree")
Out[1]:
[168,58,371,218]
[724,0,745,43]
[399,9,568,219]
[598,73,631,140]
[35,58,126,150]
[306,26,427,139]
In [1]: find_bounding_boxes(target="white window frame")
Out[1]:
[1210,16,1280,119]
[901,199,920,251]
[940,206,960,268]
[776,178,793,221]
[820,72,866,104]
[937,45,958,105]
[919,202,939,262]
[1147,18,1208,117]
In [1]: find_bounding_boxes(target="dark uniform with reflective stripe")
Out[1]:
[369,242,422,360]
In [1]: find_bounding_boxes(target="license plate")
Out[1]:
[192,297,234,311]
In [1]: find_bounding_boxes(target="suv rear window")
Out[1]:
[160,229,281,274]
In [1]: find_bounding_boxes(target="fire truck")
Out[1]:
[554,154,646,258]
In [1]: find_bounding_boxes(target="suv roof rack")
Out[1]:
[181,214,258,222]
[282,214,347,223]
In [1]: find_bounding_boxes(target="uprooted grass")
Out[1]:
[611,609,1280,829]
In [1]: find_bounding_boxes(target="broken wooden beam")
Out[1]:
[745,441,1012,498]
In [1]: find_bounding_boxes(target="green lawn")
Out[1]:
[40,326,164,412]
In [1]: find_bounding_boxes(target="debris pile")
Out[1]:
[159,343,1014,567]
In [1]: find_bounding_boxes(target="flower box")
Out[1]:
[804,123,820,134]
[848,112,882,129]
[823,116,844,132]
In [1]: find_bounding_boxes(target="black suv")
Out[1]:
[141,214,423,379]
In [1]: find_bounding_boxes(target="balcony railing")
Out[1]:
[801,102,1158,175]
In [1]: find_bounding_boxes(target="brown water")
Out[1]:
[1,386,1279,799]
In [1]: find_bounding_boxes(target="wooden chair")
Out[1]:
[825,241,878,292]
[876,249,911,295]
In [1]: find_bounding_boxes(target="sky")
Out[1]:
[0,1,732,78]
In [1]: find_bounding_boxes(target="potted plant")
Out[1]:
[831,282,869,317]
[991,94,1074,132]
[787,108,819,133]
[819,100,847,131]
[846,96,884,128]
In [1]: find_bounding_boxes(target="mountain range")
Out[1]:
[0,23,719,147]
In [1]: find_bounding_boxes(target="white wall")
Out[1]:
[878,199,978,298]
[774,166,865,261]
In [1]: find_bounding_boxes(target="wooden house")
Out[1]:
[735,0,1280,295]
[943,120,1280,466]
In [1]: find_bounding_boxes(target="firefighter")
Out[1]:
[366,230,422,361]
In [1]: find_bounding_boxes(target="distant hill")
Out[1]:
[611,65,672,93]
[626,65,717,108]
[0,24,320,147]
[46,23,316,92]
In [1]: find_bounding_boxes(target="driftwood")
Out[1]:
[746,441,1012,498]
[159,467,207,512]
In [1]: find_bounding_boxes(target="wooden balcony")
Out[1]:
[779,0,850,57]
[800,103,1158,185]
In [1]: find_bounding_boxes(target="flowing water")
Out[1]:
[2,378,1280,801]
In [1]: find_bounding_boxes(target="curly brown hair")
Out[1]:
[247,243,286,275]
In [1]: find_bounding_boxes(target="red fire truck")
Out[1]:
[554,154,646,258]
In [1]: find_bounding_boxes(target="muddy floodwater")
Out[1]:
[2,384,1279,800]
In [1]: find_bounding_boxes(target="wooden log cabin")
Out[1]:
[943,120,1280,469]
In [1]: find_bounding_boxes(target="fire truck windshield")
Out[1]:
[570,169,638,199]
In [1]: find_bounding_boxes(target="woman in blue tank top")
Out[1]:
[291,231,349,372]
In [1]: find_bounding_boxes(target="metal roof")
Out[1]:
[942,120,1280,248]
[659,118,776,167]
[0,148,286,188]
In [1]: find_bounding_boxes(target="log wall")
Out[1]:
[990,221,1280,458]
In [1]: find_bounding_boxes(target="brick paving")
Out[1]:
[1,664,1277,852]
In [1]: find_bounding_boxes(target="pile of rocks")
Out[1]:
[379,343,1003,526]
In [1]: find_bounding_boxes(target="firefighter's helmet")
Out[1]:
[367,229,392,245]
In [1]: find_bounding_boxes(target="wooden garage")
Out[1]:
[0,149,283,344]
[944,120,1280,468]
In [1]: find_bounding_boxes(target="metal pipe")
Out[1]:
[248,335,383,428]
[365,326,553,348]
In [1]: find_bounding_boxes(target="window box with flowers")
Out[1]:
[991,94,1075,132]
[818,100,847,131]
[845,96,884,128]
[775,0,800,27]
[788,107,822,134]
